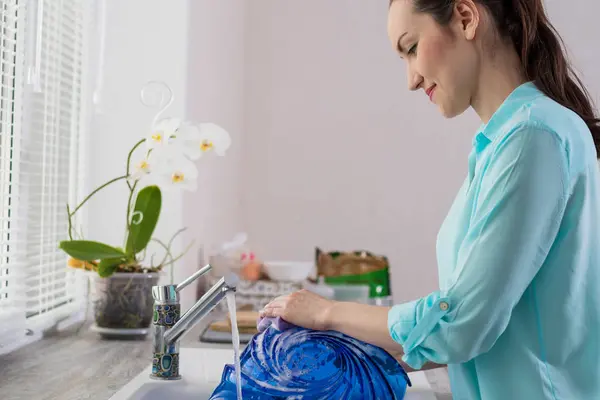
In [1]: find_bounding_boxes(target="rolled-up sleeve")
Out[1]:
[389,123,570,369]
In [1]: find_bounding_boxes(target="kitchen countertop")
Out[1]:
[0,315,453,400]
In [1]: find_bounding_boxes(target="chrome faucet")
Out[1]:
[149,264,238,380]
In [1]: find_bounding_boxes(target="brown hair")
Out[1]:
[395,0,600,156]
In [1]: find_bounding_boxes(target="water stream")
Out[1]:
[226,291,242,400]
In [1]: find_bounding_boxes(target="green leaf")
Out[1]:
[126,185,162,255]
[59,240,126,261]
[97,258,125,278]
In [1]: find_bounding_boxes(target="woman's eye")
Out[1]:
[408,44,417,55]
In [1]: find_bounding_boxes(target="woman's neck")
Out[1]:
[471,46,527,123]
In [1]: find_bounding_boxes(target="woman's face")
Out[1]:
[387,0,480,118]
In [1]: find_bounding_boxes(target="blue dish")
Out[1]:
[209,323,411,399]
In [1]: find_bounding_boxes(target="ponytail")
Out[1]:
[404,0,600,157]
[508,0,600,157]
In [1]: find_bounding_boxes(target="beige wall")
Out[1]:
[242,1,477,302]
[183,0,247,309]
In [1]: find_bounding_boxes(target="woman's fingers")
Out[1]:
[258,290,334,330]
[262,295,288,310]
[260,304,284,318]
[259,297,288,318]
[261,306,282,318]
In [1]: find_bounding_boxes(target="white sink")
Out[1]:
[110,347,438,399]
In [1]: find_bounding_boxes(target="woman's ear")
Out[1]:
[453,0,480,41]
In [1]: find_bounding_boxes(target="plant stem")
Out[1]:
[67,205,73,241]
[160,239,195,267]
[152,232,195,285]
[157,227,188,266]
[70,175,129,217]
[122,139,145,255]
[152,238,176,283]
[126,139,146,191]
[125,180,138,247]
[67,175,128,240]
[166,240,195,285]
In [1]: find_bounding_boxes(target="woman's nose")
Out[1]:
[407,64,423,92]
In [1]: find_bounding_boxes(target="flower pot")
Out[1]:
[91,272,159,338]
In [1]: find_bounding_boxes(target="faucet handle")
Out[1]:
[176,264,212,293]
[151,264,212,304]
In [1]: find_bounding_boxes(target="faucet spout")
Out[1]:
[164,273,238,344]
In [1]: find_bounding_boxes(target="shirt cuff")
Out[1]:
[388,293,451,369]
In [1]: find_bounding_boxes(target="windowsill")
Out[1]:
[0,313,226,400]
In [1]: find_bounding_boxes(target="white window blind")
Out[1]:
[0,0,27,353]
[0,0,94,352]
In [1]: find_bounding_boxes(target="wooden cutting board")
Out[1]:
[209,310,259,334]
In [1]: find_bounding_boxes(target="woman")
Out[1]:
[260,0,600,398]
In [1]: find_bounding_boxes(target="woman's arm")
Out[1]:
[324,301,445,371]
[324,301,399,353]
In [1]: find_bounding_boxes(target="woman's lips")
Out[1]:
[426,85,436,101]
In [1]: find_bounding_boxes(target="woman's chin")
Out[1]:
[439,103,468,119]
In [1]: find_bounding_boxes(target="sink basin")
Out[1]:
[109,348,229,400]
[110,347,438,399]
[118,382,214,400]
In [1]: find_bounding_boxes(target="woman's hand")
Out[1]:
[261,291,409,360]
[259,289,335,331]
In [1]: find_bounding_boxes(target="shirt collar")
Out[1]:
[473,81,543,149]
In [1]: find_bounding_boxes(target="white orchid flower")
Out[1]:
[128,144,176,184]
[128,157,153,182]
[146,117,181,152]
[198,122,231,156]
[153,155,199,192]
[173,122,231,160]
[128,146,169,183]
[131,118,228,191]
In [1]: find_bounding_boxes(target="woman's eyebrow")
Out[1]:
[396,32,408,53]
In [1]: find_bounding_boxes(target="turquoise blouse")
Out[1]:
[388,82,600,399]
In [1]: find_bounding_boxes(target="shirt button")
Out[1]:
[439,301,449,311]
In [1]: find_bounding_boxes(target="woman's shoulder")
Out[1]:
[523,93,588,133]
[504,94,596,173]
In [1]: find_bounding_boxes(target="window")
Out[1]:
[0,0,94,354]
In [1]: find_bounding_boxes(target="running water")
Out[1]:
[226,291,242,400]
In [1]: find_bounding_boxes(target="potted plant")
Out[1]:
[59,82,231,337]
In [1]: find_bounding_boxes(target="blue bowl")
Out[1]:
[209,325,411,399]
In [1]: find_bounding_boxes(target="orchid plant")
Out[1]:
[59,82,231,278]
